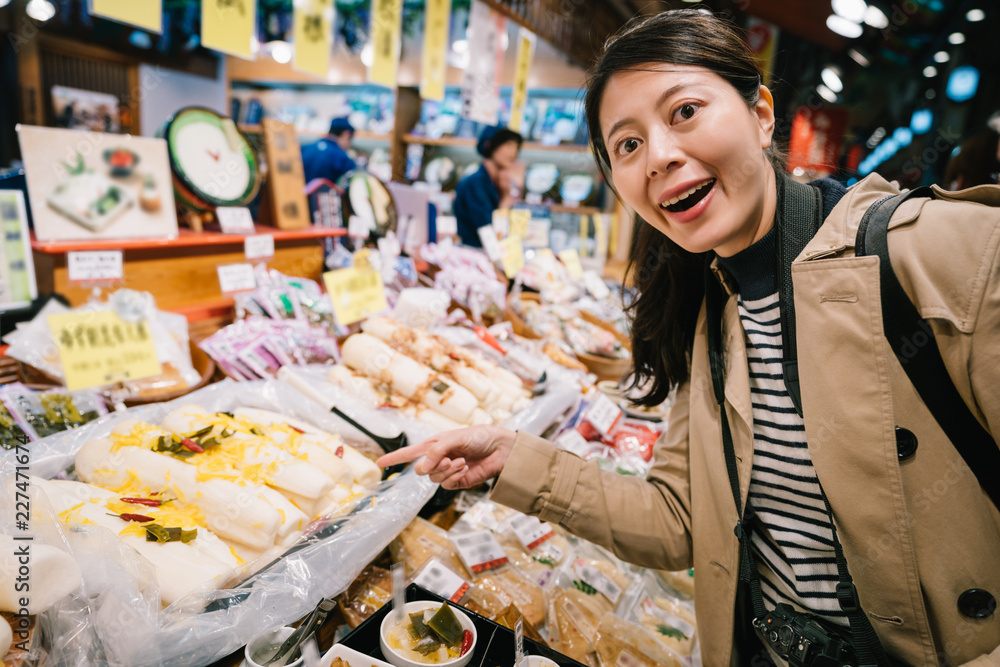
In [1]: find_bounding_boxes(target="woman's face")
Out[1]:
[490,141,520,169]
[599,64,776,256]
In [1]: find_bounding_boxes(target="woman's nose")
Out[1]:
[645,127,684,178]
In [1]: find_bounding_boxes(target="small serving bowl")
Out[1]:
[243,626,304,667]
[379,601,477,667]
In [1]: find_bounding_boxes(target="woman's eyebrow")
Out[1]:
[604,83,691,143]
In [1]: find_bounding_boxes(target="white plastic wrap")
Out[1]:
[0,379,437,666]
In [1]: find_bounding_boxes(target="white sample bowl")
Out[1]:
[524,657,559,667]
[243,625,304,667]
[379,601,477,667]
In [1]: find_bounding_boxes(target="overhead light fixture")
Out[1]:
[361,43,374,67]
[816,84,838,103]
[848,48,871,67]
[0,0,13,8]
[966,8,985,22]
[925,88,937,99]
[864,5,889,29]
[827,14,864,38]
[821,67,844,93]
[948,32,966,44]
[893,127,913,147]
[129,30,153,49]
[933,50,950,63]
[947,66,980,102]
[266,41,292,64]
[25,0,55,21]
[866,126,886,148]
[910,109,933,134]
[832,0,867,24]
[923,65,938,77]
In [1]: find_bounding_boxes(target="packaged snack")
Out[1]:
[337,565,392,628]
[593,614,685,667]
[622,571,698,657]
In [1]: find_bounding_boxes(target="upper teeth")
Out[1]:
[661,179,713,208]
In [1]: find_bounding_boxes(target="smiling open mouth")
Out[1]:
[661,178,716,213]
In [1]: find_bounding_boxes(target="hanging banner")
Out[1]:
[89,0,162,33]
[201,0,257,59]
[508,28,535,132]
[460,1,506,125]
[420,0,451,101]
[745,17,779,87]
[293,0,335,78]
[787,107,849,176]
[369,0,403,88]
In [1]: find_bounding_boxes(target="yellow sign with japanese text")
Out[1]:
[499,235,524,279]
[369,0,403,87]
[509,29,535,132]
[323,266,389,325]
[49,311,162,391]
[578,214,590,257]
[558,249,584,281]
[202,0,257,59]
[293,0,334,78]
[420,0,451,101]
[509,208,530,240]
[90,0,162,33]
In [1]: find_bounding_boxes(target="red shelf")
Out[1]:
[31,226,346,254]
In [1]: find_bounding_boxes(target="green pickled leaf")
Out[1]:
[180,528,198,543]
[427,603,463,646]
[190,425,214,439]
[145,524,171,542]
[409,612,431,639]
[656,624,687,641]
[412,635,443,656]
[573,580,598,596]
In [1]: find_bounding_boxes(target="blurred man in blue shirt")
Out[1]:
[301,117,357,185]
[453,125,523,247]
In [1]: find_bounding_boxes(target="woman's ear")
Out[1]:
[755,85,776,150]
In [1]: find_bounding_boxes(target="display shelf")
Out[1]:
[403,133,591,153]
[30,226,346,254]
[238,124,391,142]
[550,204,603,215]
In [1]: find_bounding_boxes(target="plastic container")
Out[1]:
[243,626,304,667]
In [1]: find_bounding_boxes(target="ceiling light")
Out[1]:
[832,0,867,24]
[925,88,937,99]
[361,43,374,67]
[267,41,292,64]
[948,32,965,44]
[827,14,864,38]
[910,110,933,134]
[864,5,889,28]
[923,65,938,77]
[947,66,980,102]
[821,67,844,93]
[848,48,871,67]
[26,0,55,21]
[893,127,913,147]
[933,50,950,63]
[816,84,838,103]
[0,0,13,8]
[966,8,985,22]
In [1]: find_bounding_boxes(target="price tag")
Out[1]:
[216,263,257,294]
[572,558,623,605]
[67,251,123,284]
[585,392,624,436]
[582,270,612,300]
[323,266,389,325]
[555,428,592,456]
[514,617,525,667]
[436,215,458,239]
[216,207,255,234]
[508,514,555,551]
[451,530,509,574]
[558,249,584,281]
[478,225,502,263]
[348,215,372,238]
[498,236,524,279]
[413,557,471,603]
[244,234,275,261]
[509,209,530,239]
[491,209,510,238]
[48,310,162,391]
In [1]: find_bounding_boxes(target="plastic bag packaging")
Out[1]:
[655,569,695,601]
[620,571,698,658]
[0,379,437,666]
[0,391,39,449]
[593,613,685,667]
[0,383,108,442]
[336,564,392,628]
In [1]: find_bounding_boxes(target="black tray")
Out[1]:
[339,583,587,667]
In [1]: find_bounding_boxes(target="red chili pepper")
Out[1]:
[460,629,473,656]
[288,425,305,434]
[181,438,204,453]
[376,403,395,410]
[120,497,161,507]
[449,351,461,360]
[335,446,344,458]
[119,513,154,523]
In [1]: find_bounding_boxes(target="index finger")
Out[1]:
[376,435,440,468]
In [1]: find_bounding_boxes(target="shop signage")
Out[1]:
[202,0,257,59]
[217,262,257,294]
[260,119,310,229]
[509,29,535,132]
[293,0,335,78]
[420,0,451,101]
[89,0,162,33]
[369,0,403,87]
[460,1,505,124]
[67,251,123,284]
[323,266,389,325]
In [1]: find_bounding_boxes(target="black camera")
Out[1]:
[753,604,857,667]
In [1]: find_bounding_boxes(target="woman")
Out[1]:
[453,125,524,247]
[379,11,1000,665]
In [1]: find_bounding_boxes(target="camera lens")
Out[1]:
[778,626,794,646]
[769,631,778,643]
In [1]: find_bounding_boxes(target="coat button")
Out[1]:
[896,427,918,460]
[958,589,997,619]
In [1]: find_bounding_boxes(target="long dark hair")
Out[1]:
[584,10,768,406]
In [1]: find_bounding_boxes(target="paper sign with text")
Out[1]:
[558,249,584,280]
[201,0,256,58]
[323,267,389,325]
[451,530,508,574]
[498,235,524,279]
[90,0,162,33]
[217,263,257,294]
[217,207,255,234]
[584,391,624,436]
[67,251,123,283]
[49,310,162,391]
[509,208,530,239]
[244,234,275,260]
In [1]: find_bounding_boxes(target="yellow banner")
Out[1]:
[293,0,334,78]
[509,208,530,240]
[369,0,403,88]
[90,0,162,33]
[499,236,524,279]
[323,266,389,325]
[420,0,451,101]
[579,214,590,257]
[558,249,584,281]
[509,29,535,132]
[201,0,257,59]
[49,310,162,391]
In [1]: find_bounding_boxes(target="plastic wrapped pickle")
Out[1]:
[593,614,684,667]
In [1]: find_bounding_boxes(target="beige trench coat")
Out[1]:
[491,174,1000,665]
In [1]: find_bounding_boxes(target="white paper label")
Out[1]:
[508,514,555,551]
[451,530,508,574]
[348,215,372,238]
[67,251,123,283]
[585,392,624,436]
[640,598,697,639]
[413,557,471,603]
[436,215,458,238]
[582,270,611,300]
[478,225,502,262]
[555,429,592,455]
[216,263,257,294]
[216,206,255,234]
[573,559,622,605]
[244,234,275,260]
[514,618,525,667]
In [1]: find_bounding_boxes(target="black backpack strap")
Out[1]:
[855,188,1000,510]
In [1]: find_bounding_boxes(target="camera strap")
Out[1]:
[704,174,891,667]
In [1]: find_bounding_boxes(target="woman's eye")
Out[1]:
[676,104,698,121]
[619,138,639,155]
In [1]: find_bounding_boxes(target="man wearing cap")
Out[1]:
[453,125,524,247]
[301,117,358,186]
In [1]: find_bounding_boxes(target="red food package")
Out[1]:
[612,421,659,462]
[576,419,603,442]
